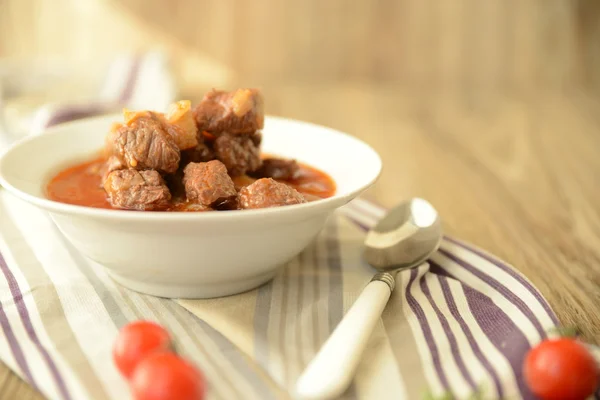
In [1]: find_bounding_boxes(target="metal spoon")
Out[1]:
[295,198,442,400]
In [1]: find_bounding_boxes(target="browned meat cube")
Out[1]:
[181,141,215,165]
[164,100,199,150]
[182,160,237,206]
[250,157,299,180]
[213,133,261,176]
[193,89,264,134]
[238,178,307,209]
[99,156,126,186]
[110,112,181,174]
[250,132,262,147]
[104,169,171,211]
[105,155,125,173]
[123,109,193,150]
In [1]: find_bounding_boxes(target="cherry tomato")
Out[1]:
[113,321,171,379]
[524,338,599,400]
[130,352,205,400]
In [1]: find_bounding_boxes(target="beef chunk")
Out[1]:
[99,156,126,185]
[165,100,199,150]
[110,112,181,174]
[180,123,217,167]
[181,141,215,165]
[105,155,125,173]
[250,157,299,180]
[238,178,307,209]
[193,89,264,134]
[123,109,193,151]
[250,132,262,147]
[182,160,236,206]
[213,133,261,176]
[104,169,171,211]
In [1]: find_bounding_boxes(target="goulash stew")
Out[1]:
[47,89,336,212]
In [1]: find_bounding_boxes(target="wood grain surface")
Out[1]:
[2,0,600,398]
[2,0,600,93]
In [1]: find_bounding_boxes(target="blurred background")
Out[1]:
[1,0,600,206]
[2,0,600,98]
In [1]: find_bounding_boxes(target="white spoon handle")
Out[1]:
[295,273,395,400]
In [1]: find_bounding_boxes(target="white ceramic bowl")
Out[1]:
[0,115,381,298]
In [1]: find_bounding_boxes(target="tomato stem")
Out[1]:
[547,325,581,338]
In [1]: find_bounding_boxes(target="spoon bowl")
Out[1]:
[364,198,442,271]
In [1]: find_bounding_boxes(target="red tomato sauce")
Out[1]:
[46,157,336,211]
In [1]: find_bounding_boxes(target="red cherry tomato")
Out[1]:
[524,338,599,400]
[130,352,205,400]
[113,321,171,379]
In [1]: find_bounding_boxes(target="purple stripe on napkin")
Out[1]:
[444,236,558,325]
[420,276,476,390]
[0,285,37,389]
[405,268,451,393]
[0,251,71,400]
[462,283,535,399]
[430,262,534,399]
[437,248,547,339]
[45,104,114,128]
[436,275,504,398]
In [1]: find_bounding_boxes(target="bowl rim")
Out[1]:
[0,114,382,222]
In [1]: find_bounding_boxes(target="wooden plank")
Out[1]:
[0,366,40,400]
[1,0,599,90]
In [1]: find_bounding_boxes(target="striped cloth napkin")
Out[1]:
[0,193,561,400]
[0,53,564,400]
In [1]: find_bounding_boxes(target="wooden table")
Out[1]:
[2,84,600,399]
